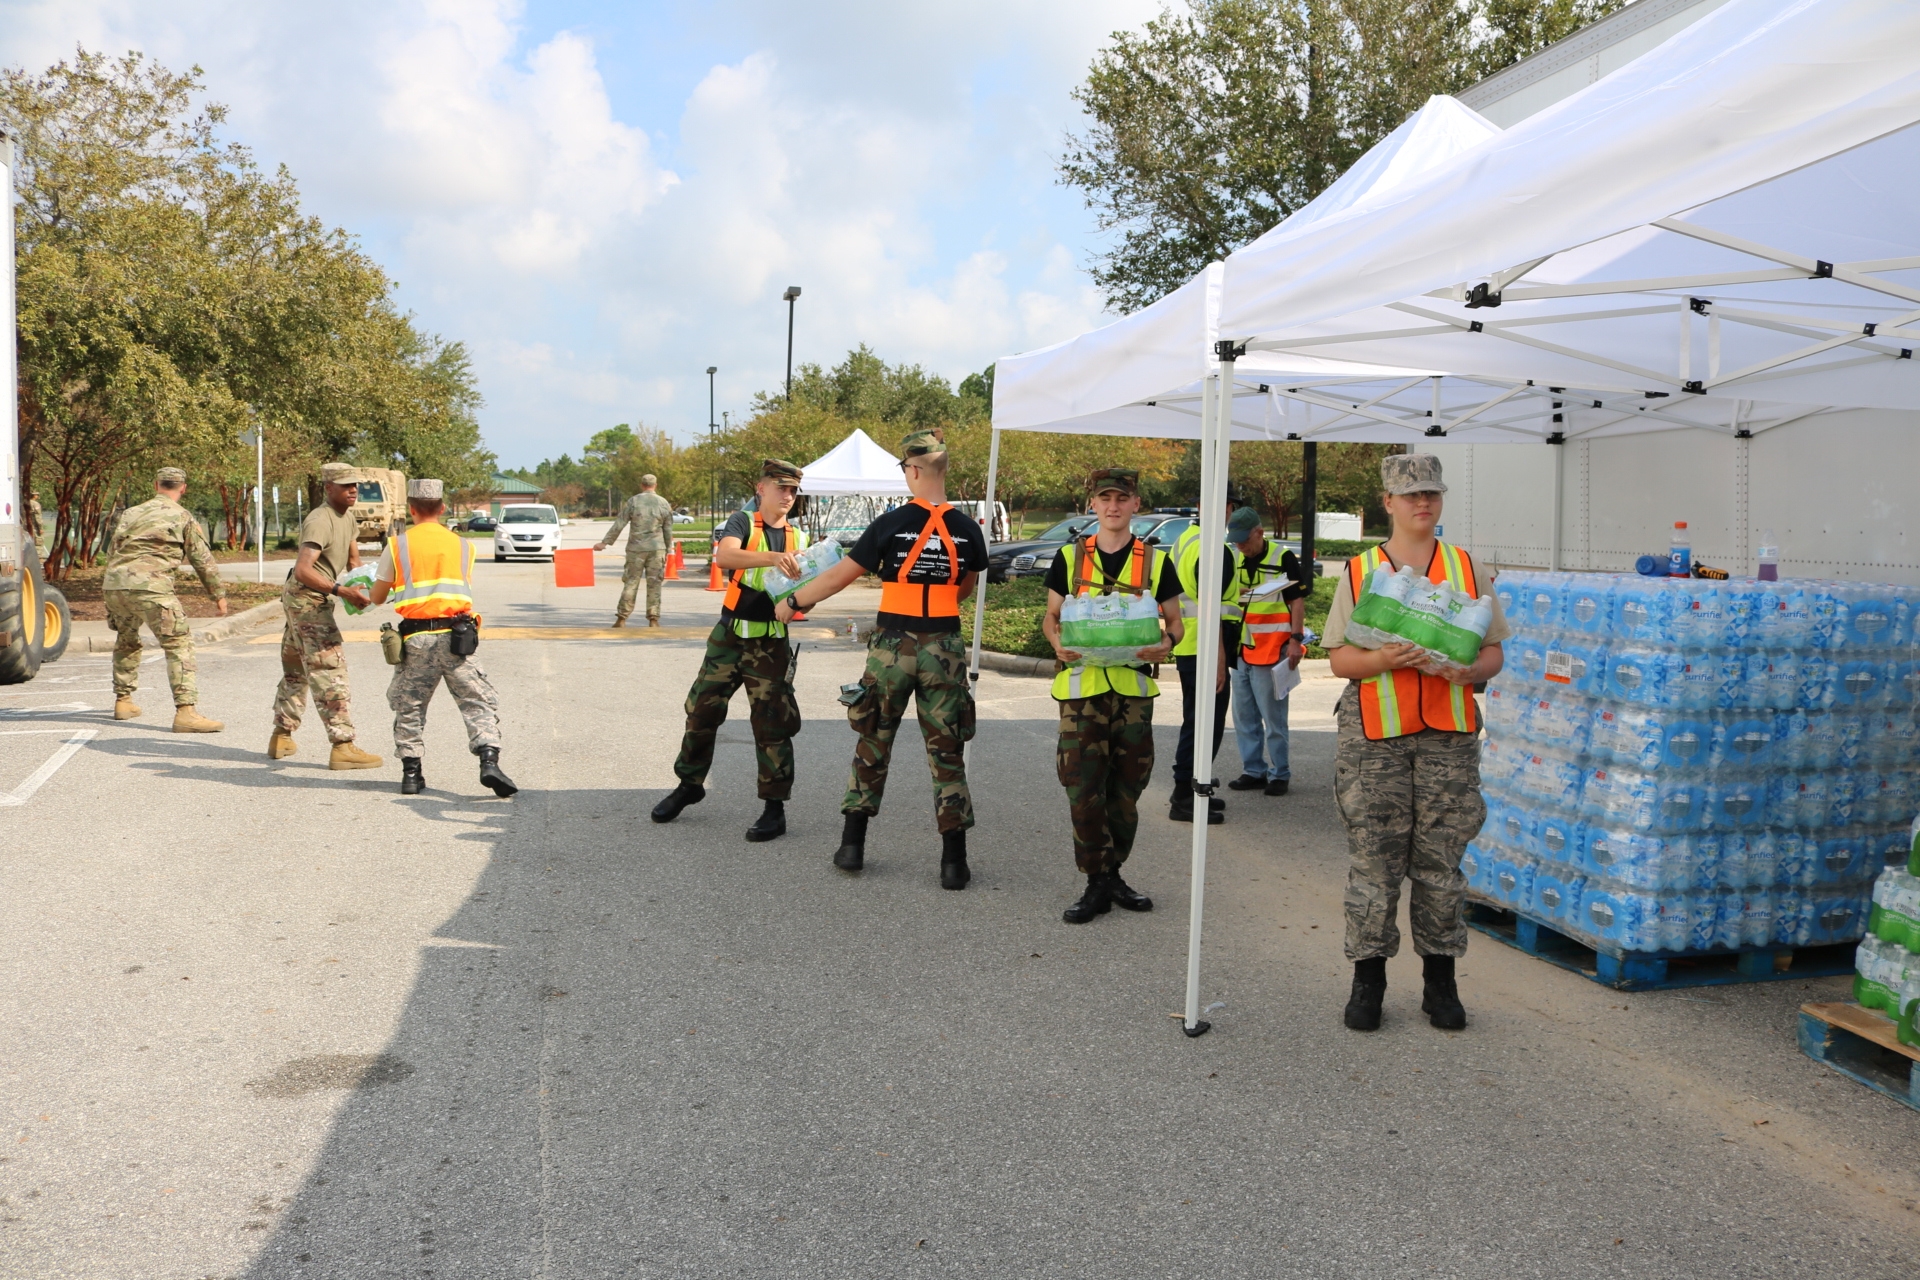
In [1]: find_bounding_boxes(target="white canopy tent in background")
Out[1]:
[983,0,1920,1037]
[797,429,912,497]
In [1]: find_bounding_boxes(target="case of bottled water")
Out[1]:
[1468,571,1917,955]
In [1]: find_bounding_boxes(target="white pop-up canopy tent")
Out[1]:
[798,428,912,497]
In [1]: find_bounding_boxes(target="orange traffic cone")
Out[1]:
[706,556,727,591]
[663,539,681,580]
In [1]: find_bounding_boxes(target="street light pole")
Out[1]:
[782,285,802,401]
[707,365,718,531]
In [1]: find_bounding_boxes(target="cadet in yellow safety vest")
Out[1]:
[1167,492,1243,823]
[1224,506,1309,797]
[1322,453,1509,1033]
[369,479,517,798]
[652,459,809,842]
[1042,468,1185,924]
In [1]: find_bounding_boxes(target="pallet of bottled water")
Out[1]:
[1463,570,1918,962]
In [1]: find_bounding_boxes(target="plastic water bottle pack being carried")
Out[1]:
[1464,570,1920,954]
[1344,564,1495,671]
[1060,591,1164,667]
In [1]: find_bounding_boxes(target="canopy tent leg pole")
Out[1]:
[1183,346,1237,1039]
[1299,442,1318,573]
[1549,436,1564,572]
[965,427,1003,774]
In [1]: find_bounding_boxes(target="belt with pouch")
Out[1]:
[398,615,474,636]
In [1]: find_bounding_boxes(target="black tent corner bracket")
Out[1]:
[1213,340,1247,361]
[1464,282,1502,309]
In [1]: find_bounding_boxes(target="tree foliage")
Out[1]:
[1062,0,1625,312]
[4,48,491,574]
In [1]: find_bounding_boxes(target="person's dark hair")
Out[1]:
[157,478,185,493]
[408,498,446,517]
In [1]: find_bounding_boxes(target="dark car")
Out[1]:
[463,515,497,533]
[987,513,1195,583]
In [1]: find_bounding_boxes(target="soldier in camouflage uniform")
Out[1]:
[101,467,228,732]
[596,474,675,627]
[1323,453,1509,1032]
[1040,468,1186,924]
[269,462,383,771]
[775,429,989,888]
[651,459,808,842]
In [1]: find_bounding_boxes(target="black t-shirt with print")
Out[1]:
[717,509,789,624]
[848,501,990,633]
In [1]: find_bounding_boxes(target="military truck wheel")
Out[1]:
[0,540,49,684]
[40,587,71,664]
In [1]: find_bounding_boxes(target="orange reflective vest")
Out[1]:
[876,499,963,622]
[1346,541,1480,739]
[388,522,475,620]
[1238,542,1295,666]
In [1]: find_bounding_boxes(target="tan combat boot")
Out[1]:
[267,732,298,759]
[172,706,224,733]
[329,741,383,771]
[647,616,660,628]
[113,697,142,721]
[611,615,627,629]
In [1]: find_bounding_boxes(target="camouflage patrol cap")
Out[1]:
[319,462,358,485]
[155,467,188,487]
[1382,452,1447,495]
[761,459,803,487]
[900,428,946,459]
[407,479,444,501]
[1087,467,1139,497]
[1226,506,1261,539]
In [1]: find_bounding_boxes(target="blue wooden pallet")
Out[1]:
[1464,898,1859,991]
[1798,1003,1920,1114]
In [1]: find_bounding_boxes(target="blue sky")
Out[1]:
[1,0,1162,467]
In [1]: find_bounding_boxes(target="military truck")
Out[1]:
[348,467,409,544]
[0,127,69,682]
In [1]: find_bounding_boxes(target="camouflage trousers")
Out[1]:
[673,622,799,800]
[272,589,357,744]
[1334,683,1486,960]
[1056,691,1156,875]
[616,549,666,623]
[842,630,976,834]
[105,589,197,707]
[387,630,502,759]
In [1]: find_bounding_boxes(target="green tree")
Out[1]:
[1062,0,1624,313]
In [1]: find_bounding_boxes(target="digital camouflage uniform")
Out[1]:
[273,583,357,744]
[388,632,502,758]
[604,491,675,623]
[1057,690,1156,875]
[843,630,976,833]
[101,496,226,707]
[1333,683,1485,960]
[674,622,800,800]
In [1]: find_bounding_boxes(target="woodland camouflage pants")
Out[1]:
[1056,691,1156,875]
[841,630,976,833]
[673,622,799,799]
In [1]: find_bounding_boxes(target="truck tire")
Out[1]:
[40,586,70,664]
[0,540,49,684]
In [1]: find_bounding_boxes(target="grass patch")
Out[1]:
[55,564,283,621]
[959,575,1053,659]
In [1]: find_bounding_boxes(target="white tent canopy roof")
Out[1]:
[798,428,911,496]
[1219,0,1920,420]
[990,95,1502,437]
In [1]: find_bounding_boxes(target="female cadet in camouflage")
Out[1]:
[651,460,808,843]
[1041,469,1185,924]
[1322,453,1509,1033]
[775,428,990,889]
[101,467,228,732]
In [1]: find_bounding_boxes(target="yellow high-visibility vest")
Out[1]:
[1049,536,1167,701]
[1171,523,1243,657]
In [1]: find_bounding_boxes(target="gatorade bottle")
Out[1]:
[1668,522,1691,577]
[1757,528,1779,581]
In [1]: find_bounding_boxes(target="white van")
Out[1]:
[492,504,562,561]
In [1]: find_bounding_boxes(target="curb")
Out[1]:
[82,599,286,653]
[974,649,1054,679]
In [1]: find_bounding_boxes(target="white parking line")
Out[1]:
[0,730,97,807]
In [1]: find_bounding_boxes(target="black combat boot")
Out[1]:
[651,782,705,822]
[833,812,868,872]
[478,747,518,798]
[1421,954,1468,1030]
[1344,957,1388,1032]
[1062,875,1113,924]
[1168,791,1224,824]
[939,830,970,890]
[400,757,425,795]
[1104,871,1153,912]
[745,799,786,843]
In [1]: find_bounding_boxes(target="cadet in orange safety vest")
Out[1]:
[369,479,517,798]
[778,429,990,888]
[1322,453,1508,1034]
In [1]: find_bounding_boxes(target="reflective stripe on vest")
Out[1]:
[1237,542,1294,666]
[876,499,962,620]
[721,513,809,638]
[1172,524,1243,657]
[1346,541,1479,739]
[1049,536,1163,702]
[388,523,474,620]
